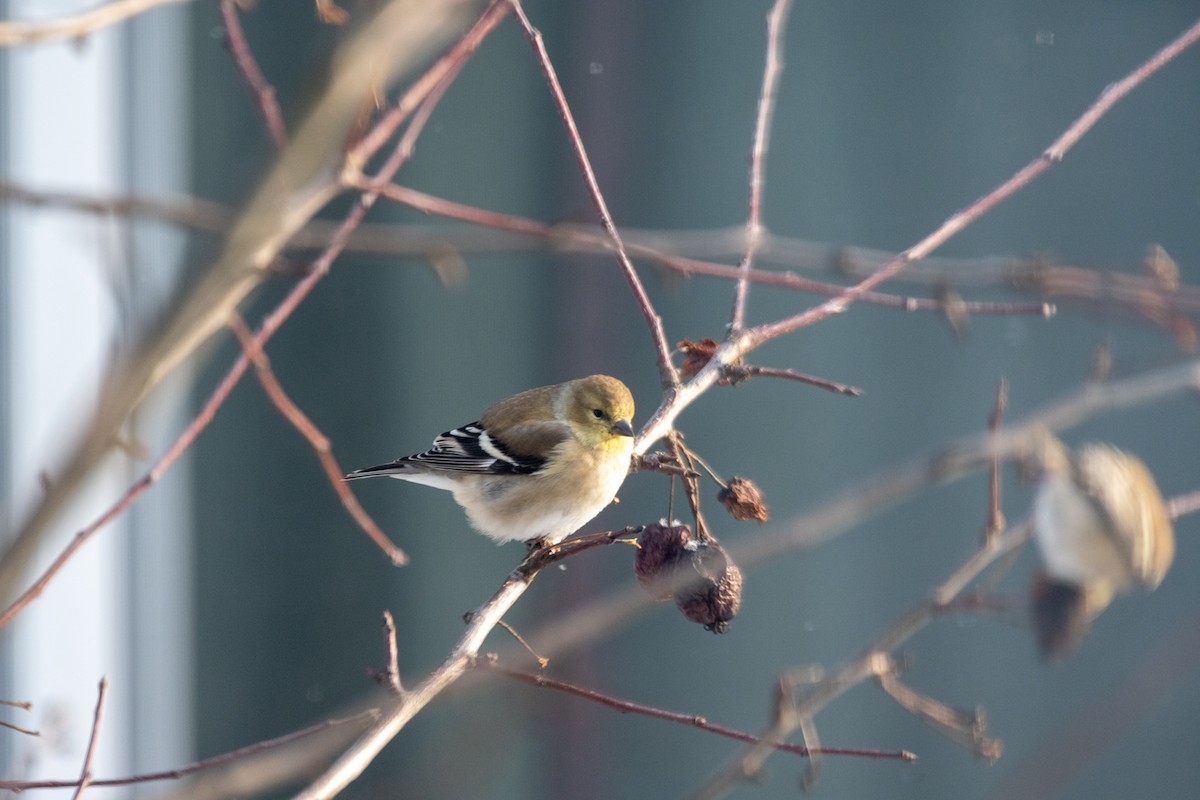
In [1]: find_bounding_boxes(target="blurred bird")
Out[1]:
[1027,432,1174,659]
[346,375,635,546]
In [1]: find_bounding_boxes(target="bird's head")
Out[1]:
[564,375,636,448]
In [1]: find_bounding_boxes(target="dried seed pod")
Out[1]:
[717,476,768,523]
[635,523,693,600]
[635,524,744,632]
[676,338,720,381]
[673,539,743,634]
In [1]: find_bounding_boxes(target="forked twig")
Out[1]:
[487,659,913,763]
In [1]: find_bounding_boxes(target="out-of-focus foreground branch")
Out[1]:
[0,0,481,607]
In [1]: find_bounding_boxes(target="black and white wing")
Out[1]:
[346,422,547,481]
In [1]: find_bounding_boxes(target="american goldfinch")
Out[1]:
[1028,432,1174,657]
[346,375,635,545]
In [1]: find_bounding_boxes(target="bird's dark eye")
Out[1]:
[592,408,604,419]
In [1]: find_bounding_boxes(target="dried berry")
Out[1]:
[635,523,693,600]
[635,523,744,632]
[717,476,768,523]
[675,543,743,634]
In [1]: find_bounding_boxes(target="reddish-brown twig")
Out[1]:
[634,14,1200,461]
[487,661,913,763]
[0,176,1061,320]
[349,16,468,214]
[1,699,38,735]
[722,364,863,397]
[0,0,502,620]
[508,0,677,389]
[379,610,404,694]
[218,0,288,151]
[744,16,1200,346]
[0,337,255,630]
[347,0,510,169]
[693,521,1030,799]
[292,525,635,800]
[493,621,548,669]
[730,0,793,333]
[0,711,379,793]
[71,678,109,800]
[0,0,482,623]
[344,179,1058,318]
[0,720,39,736]
[228,314,407,565]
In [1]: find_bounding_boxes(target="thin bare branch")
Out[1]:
[730,0,793,332]
[516,359,1200,687]
[346,0,510,169]
[71,677,109,800]
[985,378,1008,543]
[633,15,1200,461]
[38,176,1200,324]
[297,349,1196,800]
[0,0,192,45]
[0,331,254,629]
[0,711,380,792]
[494,620,549,668]
[0,720,40,736]
[0,0,477,612]
[290,559,540,800]
[228,313,407,565]
[878,669,1001,760]
[744,15,1200,345]
[380,611,404,694]
[488,660,912,763]
[291,531,633,800]
[693,521,1029,798]
[507,0,678,389]
[0,697,36,733]
[218,0,289,151]
[722,364,862,396]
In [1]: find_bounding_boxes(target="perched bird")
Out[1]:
[346,375,635,545]
[1027,432,1174,659]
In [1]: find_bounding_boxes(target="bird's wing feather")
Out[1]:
[346,421,561,479]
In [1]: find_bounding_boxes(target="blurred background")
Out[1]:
[2,1,1199,798]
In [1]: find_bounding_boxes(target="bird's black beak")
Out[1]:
[612,419,635,437]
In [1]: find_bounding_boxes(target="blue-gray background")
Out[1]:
[187,2,1199,798]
